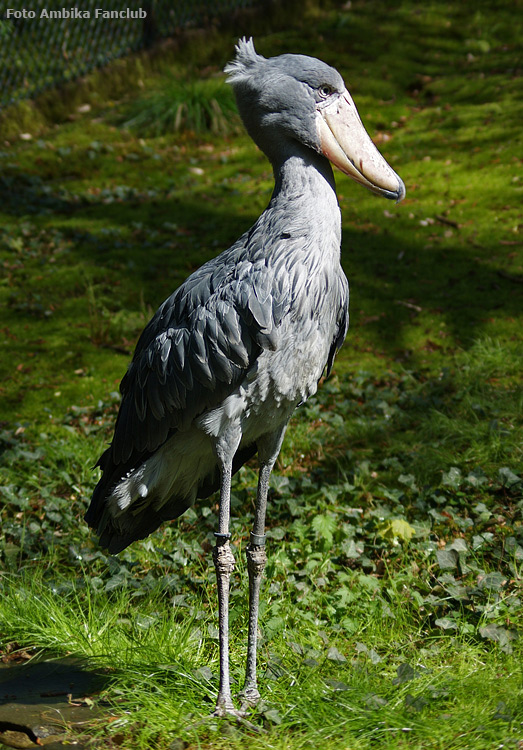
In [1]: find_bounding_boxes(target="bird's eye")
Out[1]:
[319,84,334,98]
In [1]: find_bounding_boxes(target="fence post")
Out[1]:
[142,0,158,48]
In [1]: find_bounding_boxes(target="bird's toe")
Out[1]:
[212,705,265,733]
[238,685,261,711]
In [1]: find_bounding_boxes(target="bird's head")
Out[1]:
[225,38,405,202]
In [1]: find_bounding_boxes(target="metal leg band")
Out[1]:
[250,532,267,546]
[214,531,231,541]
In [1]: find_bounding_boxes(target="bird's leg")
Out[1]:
[241,427,286,709]
[213,459,237,715]
[212,425,242,717]
[241,477,268,706]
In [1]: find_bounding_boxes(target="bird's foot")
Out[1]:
[185,694,265,734]
[213,692,241,718]
[185,709,265,735]
[212,693,265,733]
[213,705,245,719]
[209,704,264,734]
[237,685,261,713]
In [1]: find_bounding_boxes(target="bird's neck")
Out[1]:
[272,147,337,196]
[266,149,342,249]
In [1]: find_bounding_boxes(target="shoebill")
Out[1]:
[85,37,405,717]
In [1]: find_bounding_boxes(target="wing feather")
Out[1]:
[101,247,285,491]
[325,273,350,377]
[86,214,349,552]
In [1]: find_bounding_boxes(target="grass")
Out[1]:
[120,77,241,136]
[1,1,522,748]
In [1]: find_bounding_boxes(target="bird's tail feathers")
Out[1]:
[95,494,193,554]
[87,470,195,554]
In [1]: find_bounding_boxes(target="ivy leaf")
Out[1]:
[343,538,363,558]
[303,658,319,667]
[105,572,128,591]
[207,624,219,640]
[442,466,462,488]
[262,708,282,725]
[364,692,388,708]
[325,678,349,691]
[321,486,340,503]
[505,537,523,560]
[449,538,468,553]
[405,693,428,711]
[435,617,458,630]
[392,663,421,685]
[271,475,290,495]
[379,518,416,542]
[327,646,347,663]
[265,658,285,680]
[135,614,157,630]
[436,548,459,570]
[398,473,418,491]
[264,616,285,640]
[194,666,213,682]
[479,624,517,652]
[492,701,512,722]
[477,572,506,591]
[465,468,488,487]
[498,467,521,489]
[355,642,382,663]
[368,649,382,664]
[266,526,285,540]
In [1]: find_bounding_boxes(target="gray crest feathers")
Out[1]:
[224,37,266,85]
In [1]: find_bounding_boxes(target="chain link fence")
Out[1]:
[0,0,258,109]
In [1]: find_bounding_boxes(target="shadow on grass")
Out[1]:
[1,0,520,435]
[0,171,519,362]
[0,173,81,215]
[0,655,110,748]
[342,224,521,353]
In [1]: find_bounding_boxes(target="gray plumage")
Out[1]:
[86,183,349,551]
[85,38,404,716]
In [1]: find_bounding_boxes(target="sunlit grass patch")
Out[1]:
[120,76,240,137]
[1,556,521,748]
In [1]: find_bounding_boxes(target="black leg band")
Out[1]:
[214,531,231,541]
